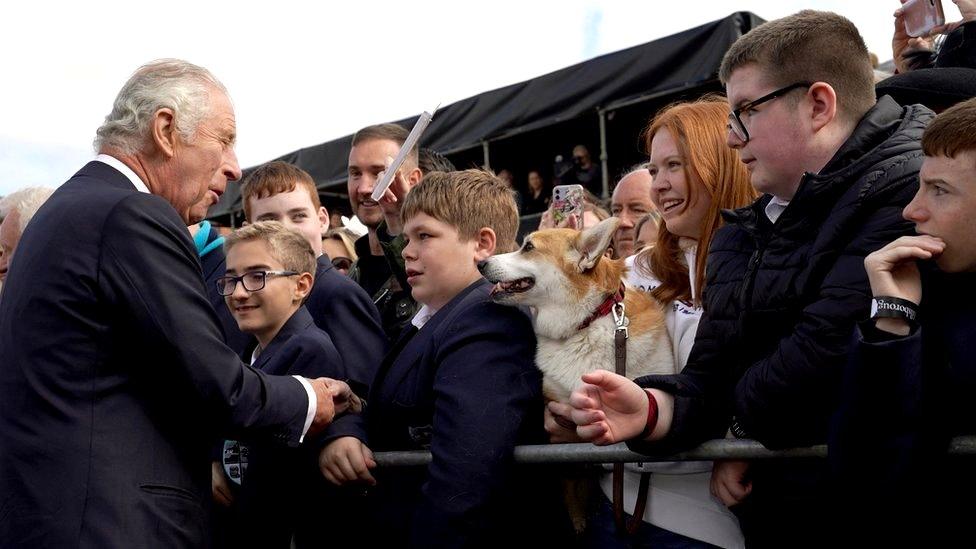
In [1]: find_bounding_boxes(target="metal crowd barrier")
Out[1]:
[373,437,976,467]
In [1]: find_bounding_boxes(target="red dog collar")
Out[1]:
[577,283,626,330]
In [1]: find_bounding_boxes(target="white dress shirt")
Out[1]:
[764,195,791,224]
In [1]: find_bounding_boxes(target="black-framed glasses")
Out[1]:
[727,82,813,143]
[216,270,299,296]
[331,256,353,271]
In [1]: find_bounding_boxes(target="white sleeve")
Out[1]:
[292,376,317,443]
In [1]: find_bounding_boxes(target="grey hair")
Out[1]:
[94,59,228,155]
[0,187,55,233]
[625,162,650,175]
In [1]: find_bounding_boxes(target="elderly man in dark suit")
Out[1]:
[0,59,350,548]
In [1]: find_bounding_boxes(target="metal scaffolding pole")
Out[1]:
[598,109,609,199]
[482,140,491,170]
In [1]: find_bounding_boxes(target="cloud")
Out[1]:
[582,7,603,58]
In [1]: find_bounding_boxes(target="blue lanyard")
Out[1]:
[194,220,225,258]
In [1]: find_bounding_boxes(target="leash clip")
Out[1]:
[612,302,629,339]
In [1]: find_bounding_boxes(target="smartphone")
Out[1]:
[552,184,584,228]
[370,110,433,202]
[903,0,945,38]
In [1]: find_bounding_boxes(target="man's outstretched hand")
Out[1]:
[305,378,363,437]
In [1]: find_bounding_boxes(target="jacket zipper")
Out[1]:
[737,244,765,309]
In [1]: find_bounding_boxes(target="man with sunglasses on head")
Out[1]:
[571,11,933,546]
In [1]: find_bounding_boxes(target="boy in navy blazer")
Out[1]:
[241,161,387,395]
[211,221,355,548]
[320,170,569,548]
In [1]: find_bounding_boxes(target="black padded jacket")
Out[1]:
[634,96,934,451]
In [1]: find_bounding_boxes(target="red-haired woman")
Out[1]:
[550,97,756,548]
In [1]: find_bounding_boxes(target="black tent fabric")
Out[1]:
[208,11,764,219]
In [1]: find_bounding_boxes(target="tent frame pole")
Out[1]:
[598,109,609,199]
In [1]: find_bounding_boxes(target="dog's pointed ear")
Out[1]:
[576,217,620,272]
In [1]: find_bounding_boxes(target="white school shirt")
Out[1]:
[595,247,744,549]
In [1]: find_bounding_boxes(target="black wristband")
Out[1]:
[870,296,919,323]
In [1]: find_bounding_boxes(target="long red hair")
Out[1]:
[636,96,757,306]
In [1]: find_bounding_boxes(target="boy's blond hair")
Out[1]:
[224,221,317,277]
[241,161,322,222]
[401,169,520,253]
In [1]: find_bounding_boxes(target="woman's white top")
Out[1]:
[595,248,744,549]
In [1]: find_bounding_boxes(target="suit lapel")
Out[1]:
[251,307,314,372]
[371,279,489,396]
[372,325,428,399]
[369,324,420,402]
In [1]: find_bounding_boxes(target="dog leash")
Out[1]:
[609,288,651,536]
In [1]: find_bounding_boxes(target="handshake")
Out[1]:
[307,377,363,436]
[212,377,365,507]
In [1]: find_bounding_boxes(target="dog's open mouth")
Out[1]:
[490,277,535,296]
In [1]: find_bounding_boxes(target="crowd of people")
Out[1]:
[1,3,976,548]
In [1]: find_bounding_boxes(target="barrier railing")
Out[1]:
[372,437,976,467]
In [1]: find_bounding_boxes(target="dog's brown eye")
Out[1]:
[522,241,534,252]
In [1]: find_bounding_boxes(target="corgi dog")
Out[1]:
[479,217,675,402]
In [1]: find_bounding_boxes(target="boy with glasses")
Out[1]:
[241,161,386,396]
[571,10,934,546]
[212,221,356,548]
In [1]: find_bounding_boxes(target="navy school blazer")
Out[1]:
[341,278,570,548]
[299,254,387,396]
[226,306,345,548]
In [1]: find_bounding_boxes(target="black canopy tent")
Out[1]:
[208,11,764,224]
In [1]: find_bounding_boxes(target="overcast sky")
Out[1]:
[1,1,951,196]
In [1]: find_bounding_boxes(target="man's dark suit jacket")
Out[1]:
[305,254,386,394]
[342,278,568,548]
[0,161,310,548]
[228,306,344,548]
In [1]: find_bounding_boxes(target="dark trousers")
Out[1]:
[582,496,720,549]
[731,460,835,549]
